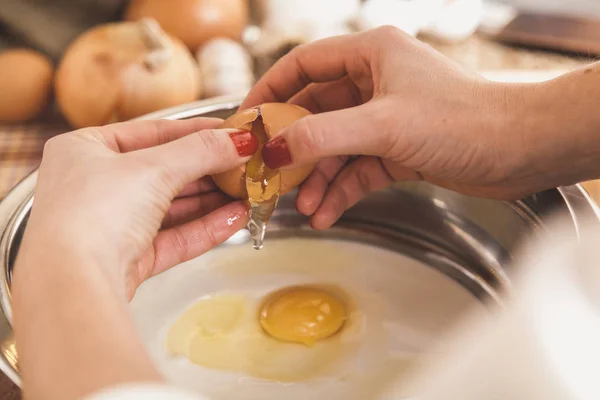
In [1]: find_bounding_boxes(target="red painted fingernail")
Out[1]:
[262,136,292,169]
[229,130,258,157]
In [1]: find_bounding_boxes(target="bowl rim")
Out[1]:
[0,96,599,387]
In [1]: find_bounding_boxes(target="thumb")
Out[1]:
[135,128,258,187]
[262,101,391,169]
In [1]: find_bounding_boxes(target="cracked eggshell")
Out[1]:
[212,103,315,199]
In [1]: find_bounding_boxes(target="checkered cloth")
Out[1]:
[0,120,68,199]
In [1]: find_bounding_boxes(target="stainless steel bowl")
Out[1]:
[0,96,599,386]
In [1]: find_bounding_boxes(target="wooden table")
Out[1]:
[0,34,591,399]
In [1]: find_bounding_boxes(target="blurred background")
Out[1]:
[1,0,600,197]
[0,0,599,189]
[1,0,600,202]
[0,0,599,398]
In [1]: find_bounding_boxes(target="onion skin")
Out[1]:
[55,21,201,128]
[0,49,53,123]
[125,0,249,51]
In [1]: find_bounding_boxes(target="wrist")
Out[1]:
[502,69,600,191]
[487,81,551,190]
[448,80,536,191]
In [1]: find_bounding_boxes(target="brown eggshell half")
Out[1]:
[212,103,315,199]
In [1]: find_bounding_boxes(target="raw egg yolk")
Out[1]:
[259,287,347,346]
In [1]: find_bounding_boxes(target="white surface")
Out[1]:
[85,384,204,400]
[130,237,487,400]
[401,219,600,399]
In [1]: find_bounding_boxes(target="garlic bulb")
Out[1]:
[196,38,254,98]
[306,23,354,43]
[421,0,484,43]
[248,0,361,56]
[357,0,442,37]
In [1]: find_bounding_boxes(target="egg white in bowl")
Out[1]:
[130,237,488,400]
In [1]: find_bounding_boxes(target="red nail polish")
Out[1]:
[263,136,292,169]
[229,130,258,157]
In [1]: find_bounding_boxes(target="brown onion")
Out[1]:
[0,49,53,123]
[55,19,202,128]
[125,0,249,50]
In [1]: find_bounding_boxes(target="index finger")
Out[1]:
[97,117,224,153]
[241,33,371,109]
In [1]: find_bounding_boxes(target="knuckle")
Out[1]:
[170,226,190,264]
[336,186,350,211]
[197,129,220,150]
[152,119,172,145]
[198,218,218,248]
[288,43,308,61]
[374,25,407,41]
[197,130,231,160]
[293,117,324,161]
[42,135,64,154]
[43,128,105,155]
[161,207,176,229]
[71,127,106,144]
[355,165,373,195]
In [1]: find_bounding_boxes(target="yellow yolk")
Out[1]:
[167,291,353,381]
[259,287,347,346]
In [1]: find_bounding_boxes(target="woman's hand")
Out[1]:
[23,118,257,297]
[13,118,258,400]
[242,27,547,229]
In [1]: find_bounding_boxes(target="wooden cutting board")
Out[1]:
[482,11,600,56]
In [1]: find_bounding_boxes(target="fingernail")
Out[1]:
[228,130,258,157]
[263,136,292,169]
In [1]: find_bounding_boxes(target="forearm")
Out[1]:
[12,225,161,400]
[511,61,600,188]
